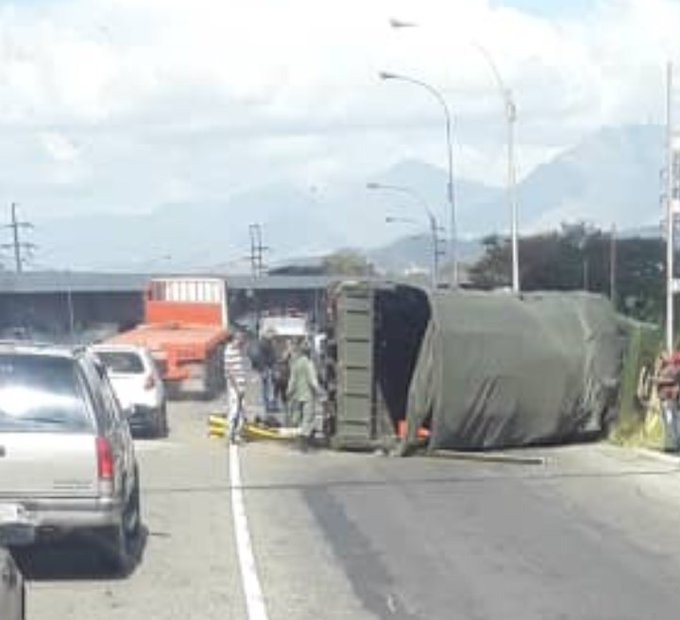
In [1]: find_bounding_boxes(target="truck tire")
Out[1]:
[201,346,225,400]
[165,382,181,401]
[159,404,169,438]
[152,404,168,438]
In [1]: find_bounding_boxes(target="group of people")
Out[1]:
[228,330,323,451]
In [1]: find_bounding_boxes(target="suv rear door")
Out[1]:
[0,353,99,499]
[79,354,135,502]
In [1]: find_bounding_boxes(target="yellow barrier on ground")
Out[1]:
[242,421,300,441]
[207,415,300,442]
[208,414,228,439]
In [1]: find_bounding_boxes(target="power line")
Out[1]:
[1,203,36,273]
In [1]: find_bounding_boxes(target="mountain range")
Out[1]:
[14,123,666,272]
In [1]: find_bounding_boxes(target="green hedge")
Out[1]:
[609,317,662,445]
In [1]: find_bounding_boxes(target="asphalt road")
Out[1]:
[22,400,680,619]
[241,440,680,620]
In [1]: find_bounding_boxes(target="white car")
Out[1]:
[93,344,168,438]
[0,343,141,572]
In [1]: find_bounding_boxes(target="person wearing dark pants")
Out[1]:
[255,331,277,413]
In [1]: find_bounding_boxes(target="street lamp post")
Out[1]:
[388,20,520,293]
[367,182,441,288]
[472,43,520,294]
[378,71,457,288]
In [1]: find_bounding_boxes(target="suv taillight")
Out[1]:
[144,374,156,390]
[96,436,113,480]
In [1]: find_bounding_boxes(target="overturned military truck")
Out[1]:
[324,281,624,452]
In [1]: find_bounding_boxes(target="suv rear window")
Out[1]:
[96,351,145,374]
[0,354,93,433]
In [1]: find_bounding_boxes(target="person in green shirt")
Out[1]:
[287,341,321,451]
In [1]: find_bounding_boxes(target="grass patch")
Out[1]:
[608,318,664,449]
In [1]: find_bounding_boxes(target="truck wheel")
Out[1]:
[156,404,169,438]
[165,382,180,401]
[162,405,170,437]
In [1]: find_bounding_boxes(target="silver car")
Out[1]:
[0,343,141,572]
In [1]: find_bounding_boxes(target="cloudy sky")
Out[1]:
[0,0,678,224]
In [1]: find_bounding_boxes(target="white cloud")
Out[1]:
[0,0,675,224]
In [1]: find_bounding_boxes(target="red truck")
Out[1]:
[107,277,229,399]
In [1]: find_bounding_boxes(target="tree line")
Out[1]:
[468,223,664,324]
[317,224,667,326]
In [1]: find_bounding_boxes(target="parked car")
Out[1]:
[92,344,168,438]
[0,548,24,620]
[0,342,141,572]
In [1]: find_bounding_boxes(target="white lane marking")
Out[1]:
[230,444,269,620]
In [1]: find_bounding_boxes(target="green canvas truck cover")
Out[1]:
[404,291,624,451]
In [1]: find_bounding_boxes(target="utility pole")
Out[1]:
[10,203,20,272]
[248,224,257,278]
[429,214,447,291]
[248,223,269,338]
[248,224,268,279]
[609,224,617,307]
[428,214,440,290]
[2,203,35,273]
[583,257,589,291]
[666,62,680,353]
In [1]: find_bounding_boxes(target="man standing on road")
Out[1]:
[225,334,246,444]
[254,330,276,413]
[273,338,292,421]
[287,341,321,451]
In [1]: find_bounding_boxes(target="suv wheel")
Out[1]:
[101,521,131,574]
[101,476,141,574]
[125,476,142,539]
